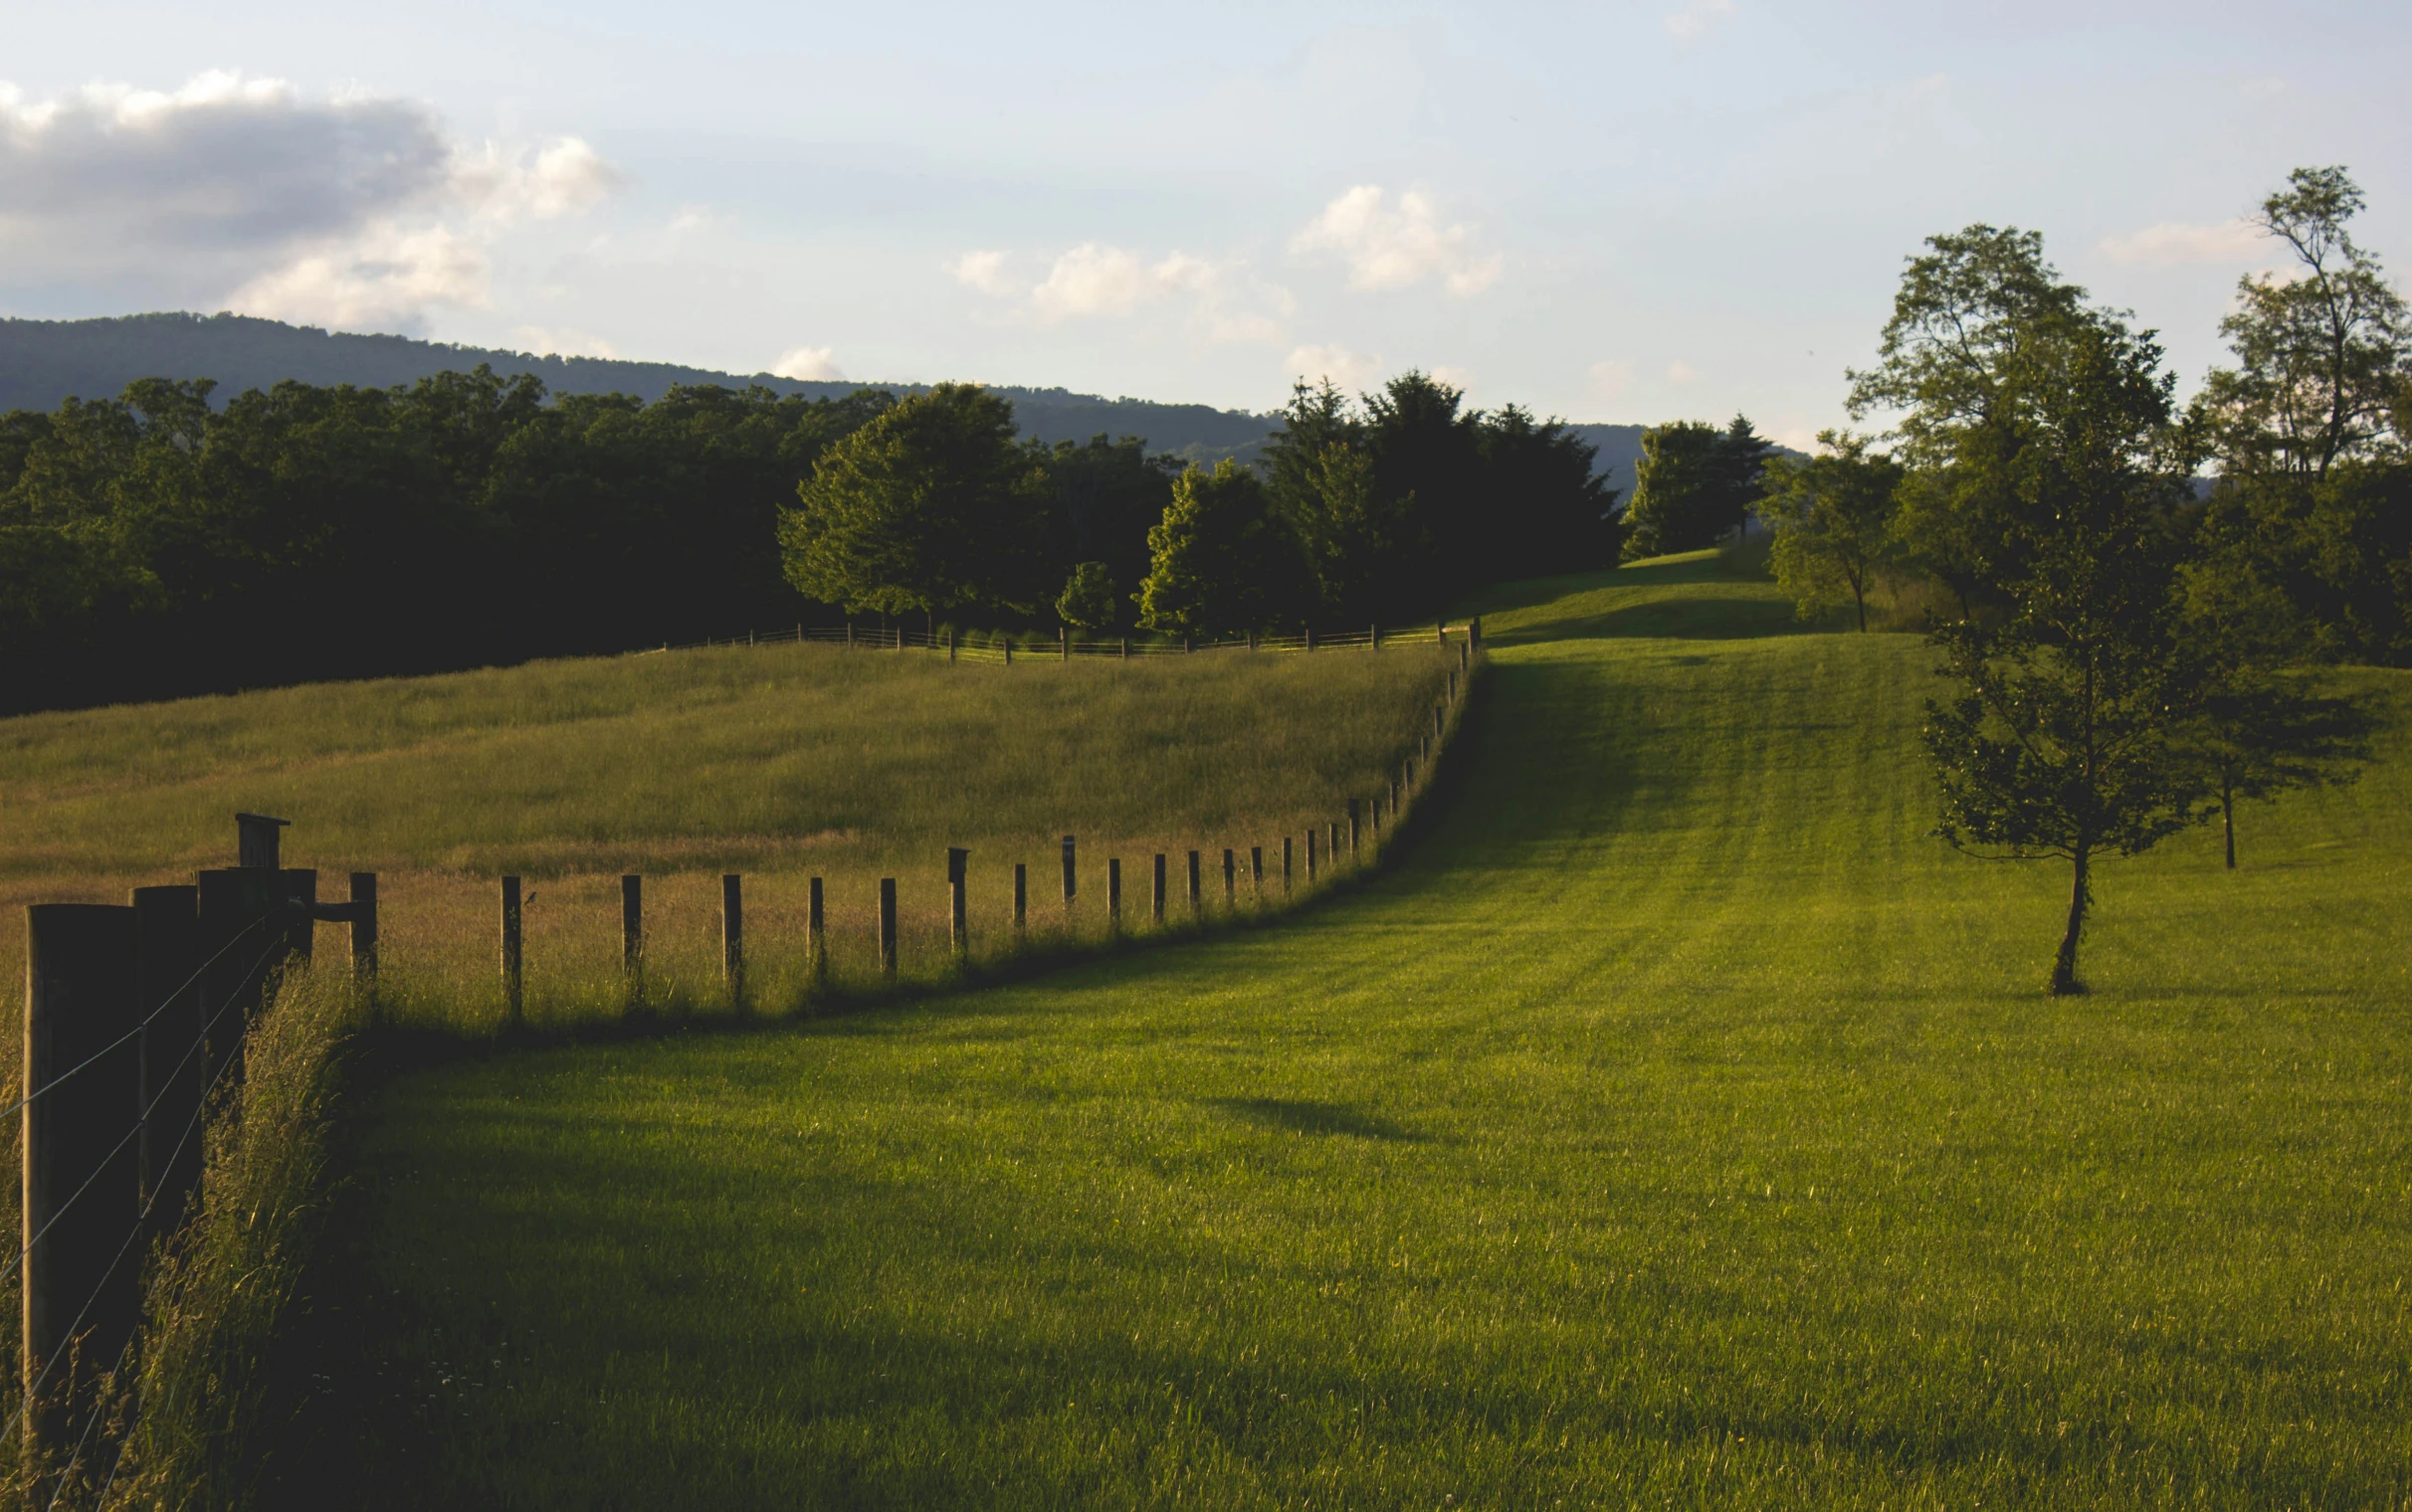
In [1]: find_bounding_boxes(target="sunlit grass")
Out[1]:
[277,554,2412,1509]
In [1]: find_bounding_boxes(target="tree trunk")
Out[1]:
[1854,588,1867,633]
[2222,760,2236,870]
[2051,843,2091,996]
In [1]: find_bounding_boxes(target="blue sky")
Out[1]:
[4,0,2405,441]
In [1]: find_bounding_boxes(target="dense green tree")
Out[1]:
[1916,294,2212,995]
[1133,462,1310,637]
[1472,404,1622,579]
[1620,413,1772,561]
[781,383,1051,623]
[1033,435,1180,604]
[1848,226,2090,613]
[1055,561,1119,630]
[1754,433,1905,630]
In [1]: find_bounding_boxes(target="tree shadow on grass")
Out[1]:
[1460,553,1817,647]
[1204,1097,1426,1142]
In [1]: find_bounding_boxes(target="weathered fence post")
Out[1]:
[1283,837,1294,891]
[1328,822,1341,865]
[1186,850,1201,916]
[1107,858,1123,929]
[1119,637,1129,661]
[1471,616,1483,651]
[1223,848,1236,903]
[846,621,855,648]
[722,873,745,1013]
[879,879,898,982]
[1305,627,1315,653]
[1306,830,1317,882]
[1369,623,1378,649]
[1152,854,1167,923]
[132,884,199,1252]
[1459,641,1471,672]
[1347,800,1360,857]
[1435,704,1446,739]
[348,871,378,989]
[1436,620,1446,645]
[1449,669,1458,702]
[948,849,969,959]
[1250,846,1264,893]
[947,628,956,662]
[1061,626,1069,660]
[808,877,826,982]
[23,903,143,1462]
[501,876,523,1028]
[1061,835,1077,911]
[621,874,644,1006]
[1012,862,1028,939]
[1004,638,1014,666]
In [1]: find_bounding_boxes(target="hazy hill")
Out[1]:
[0,312,1649,484]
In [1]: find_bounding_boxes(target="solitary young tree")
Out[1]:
[1917,290,2213,994]
[1134,462,1310,638]
[1055,561,1119,632]
[1754,432,1905,630]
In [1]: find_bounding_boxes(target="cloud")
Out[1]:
[1664,0,1736,42]
[1430,365,1476,395]
[229,224,490,330]
[1667,360,1702,386]
[1588,359,1634,403]
[770,345,845,381]
[1292,185,1502,296]
[1287,344,1384,393]
[0,71,623,330]
[952,243,1289,343]
[2097,218,2269,268]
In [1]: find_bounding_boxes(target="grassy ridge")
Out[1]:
[1,641,1455,1032]
[277,554,2412,1508]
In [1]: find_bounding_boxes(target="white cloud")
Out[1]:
[1664,0,1736,42]
[229,224,490,330]
[512,325,619,359]
[1588,359,1634,403]
[953,242,1288,343]
[771,345,845,381]
[0,71,623,331]
[1287,344,1384,393]
[1291,185,1502,296]
[1430,365,1476,395]
[1667,360,1702,386]
[2097,218,2269,268]
[947,249,1016,296]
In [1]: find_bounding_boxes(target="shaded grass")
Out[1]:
[276,559,2412,1508]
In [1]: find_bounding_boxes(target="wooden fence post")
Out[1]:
[1306,830,1317,882]
[348,871,378,989]
[1004,638,1014,665]
[808,877,825,982]
[1449,669,1459,702]
[722,873,745,1013]
[1370,798,1382,844]
[1305,627,1315,653]
[1328,822,1341,864]
[1436,620,1446,645]
[1061,626,1069,660]
[1391,777,1402,814]
[947,628,956,662]
[1119,637,1129,661]
[1471,615,1483,651]
[1250,846,1264,893]
[1460,641,1471,672]
[1061,835,1077,910]
[846,622,855,648]
[1012,862,1028,939]
[501,877,523,1028]
[23,903,143,1461]
[1186,850,1201,915]
[1151,854,1166,922]
[1223,848,1237,903]
[131,884,199,1253]
[1107,858,1122,928]
[621,875,644,1007]
[948,849,969,958]
[879,879,898,982]
[1347,800,1360,857]
[1435,704,1446,739]
[1283,837,1293,891]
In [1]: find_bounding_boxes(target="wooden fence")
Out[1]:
[654,618,1481,663]
[10,622,1486,1493]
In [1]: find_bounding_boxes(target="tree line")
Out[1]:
[1742,166,2400,992]
[0,365,1617,714]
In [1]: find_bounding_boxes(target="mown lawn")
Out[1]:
[278,554,2412,1509]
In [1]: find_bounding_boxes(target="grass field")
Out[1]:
[0,639,1454,1035]
[263,553,2412,1509]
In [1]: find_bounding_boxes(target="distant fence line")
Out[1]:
[13,632,1487,1493]
[652,618,1484,664]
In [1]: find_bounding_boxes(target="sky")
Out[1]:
[3,0,2407,444]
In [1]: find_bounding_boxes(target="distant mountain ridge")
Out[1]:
[0,311,1648,485]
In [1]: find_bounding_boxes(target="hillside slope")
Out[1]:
[278,555,2410,1508]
